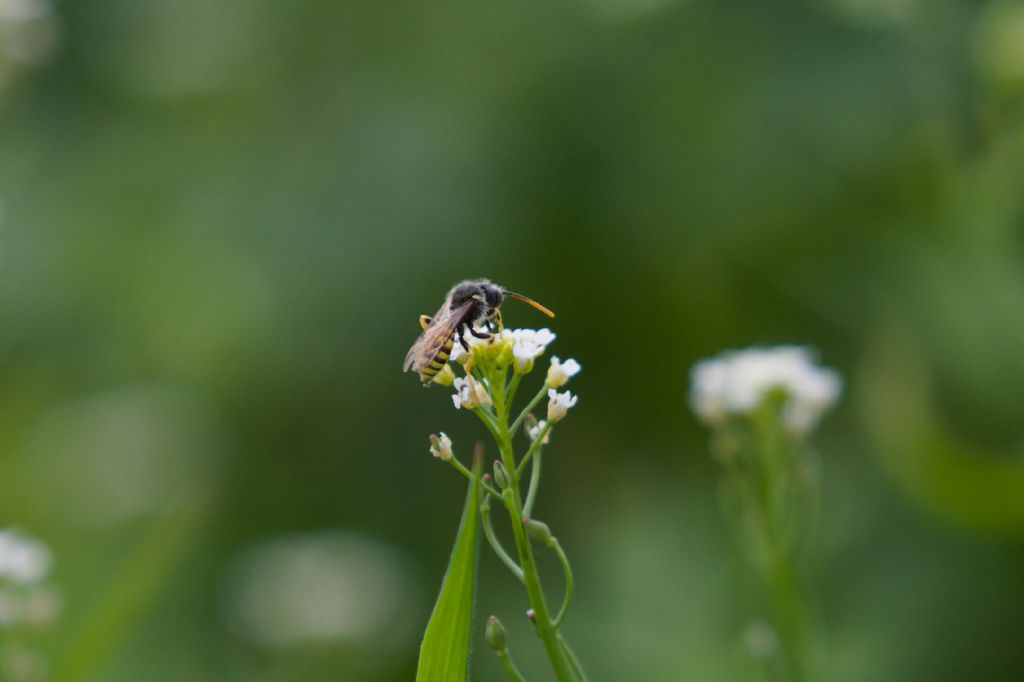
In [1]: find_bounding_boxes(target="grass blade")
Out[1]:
[416,448,483,682]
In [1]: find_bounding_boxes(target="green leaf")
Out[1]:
[416,455,483,682]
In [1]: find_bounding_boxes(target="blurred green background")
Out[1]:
[2,0,1024,680]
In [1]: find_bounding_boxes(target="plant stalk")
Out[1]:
[492,376,576,682]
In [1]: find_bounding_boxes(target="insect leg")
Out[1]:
[456,325,470,353]
[419,315,432,330]
[469,326,491,340]
[494,308,504,332]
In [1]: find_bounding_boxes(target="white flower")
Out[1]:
[546,357,581,388]
[527,419,550,444]
[0,0,57,68]
[0,0,50,22]
[223,531,414,648]
[0,530,52,586]
[508,328,555,374]
[512,338,544,374]
[689,346,841,434]
[452,376,492,410]
[428,433,453,461]
[547,389,578,422]
[449,327,556,368]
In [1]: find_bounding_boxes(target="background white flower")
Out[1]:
[0,0,57,72]
[689,346,841,434]
[0,531,51,586]
[546,357,581,387]
[222,531,418,649]
[0,529,60,632]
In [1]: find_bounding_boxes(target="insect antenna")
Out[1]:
[502,290,556,318]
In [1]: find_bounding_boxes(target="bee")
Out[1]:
[403,278,556,385]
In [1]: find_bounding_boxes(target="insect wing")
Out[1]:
[403,300,473,372]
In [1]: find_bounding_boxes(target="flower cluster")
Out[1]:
[429,327,581,462]
[446,328,579,419]
[449,327,557,369]
[690,346,841,434]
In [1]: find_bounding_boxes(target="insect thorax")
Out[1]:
[449,280,503,324]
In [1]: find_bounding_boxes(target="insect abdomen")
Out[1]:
[418,336,455,385]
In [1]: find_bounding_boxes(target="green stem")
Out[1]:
[523,451,542,518]
[481,501,524,582]
[558,636,590,682]
[490,374,575,682]
[499,482,574,682]
[496,649,528,682]
[767,547,808,682]
[550,538,574,628]
[473,406,504,445]
[506,372,524,411]
[510,382,549,436]
[520,422,552,518]
[449,456,503,501]
[750,414,810,682]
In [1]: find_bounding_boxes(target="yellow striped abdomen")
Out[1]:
[418,336,455,385]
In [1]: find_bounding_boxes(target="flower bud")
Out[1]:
[485,615,508,652]
[525,415,550,444]
[492,460,510,489]
[523,518,553,546]
[428,433,453,461]
[431,364,456,387]
[495,333,515,366]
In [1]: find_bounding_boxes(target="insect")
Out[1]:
[403,279,556,385]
